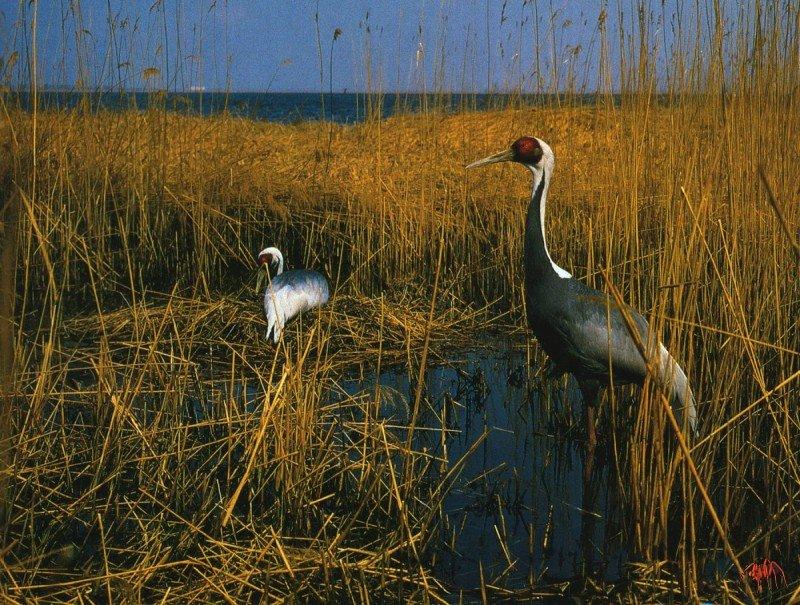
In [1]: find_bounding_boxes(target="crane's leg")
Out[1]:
[578,380,599,488]
[578,379,600,579]
[544,359,567,380]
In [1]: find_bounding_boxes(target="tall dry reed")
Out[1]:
[0,0,798,602]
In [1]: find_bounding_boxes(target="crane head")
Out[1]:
[257,246,282,271]
[466,136,544,169]
[255,247,284,294]
[257,250,274,268]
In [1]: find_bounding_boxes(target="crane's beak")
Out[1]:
[255,263,269,295]
[466,148,514,169]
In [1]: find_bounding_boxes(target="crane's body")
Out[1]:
[467,137,697,437]
[256,247,330,343]
[526,262,695,416]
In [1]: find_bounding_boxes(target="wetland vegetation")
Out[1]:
[0,1,798,602]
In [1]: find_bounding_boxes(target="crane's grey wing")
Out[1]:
[265,270,329,332]
[277,270,330,309]
[558,288,650,384]
[562,284,697,434]
[656,342,697,434]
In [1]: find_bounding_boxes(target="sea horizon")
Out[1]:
[8,89,628,124]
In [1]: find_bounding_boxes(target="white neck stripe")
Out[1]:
[533,167,572,279]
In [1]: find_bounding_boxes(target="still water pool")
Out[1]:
[336,343,626,593]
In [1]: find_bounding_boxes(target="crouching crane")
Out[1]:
[467,137,697,484]
[255,247,330,343]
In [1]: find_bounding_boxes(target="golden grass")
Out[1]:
[0,55,799,603]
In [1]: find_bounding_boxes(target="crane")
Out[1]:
[467,137,697,485]
[255,247,330,343]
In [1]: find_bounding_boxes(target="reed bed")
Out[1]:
[1,4,799,602]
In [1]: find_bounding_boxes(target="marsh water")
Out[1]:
[334,343,625,593]
[54,334,738,598]
[192,342,625,593]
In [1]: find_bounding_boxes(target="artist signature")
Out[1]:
[743,558,787,592]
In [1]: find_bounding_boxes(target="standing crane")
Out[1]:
[467,137,697,485]
[255,247,330,343]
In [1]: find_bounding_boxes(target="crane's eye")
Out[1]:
[512,137,543,165]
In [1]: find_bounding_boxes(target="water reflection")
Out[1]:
[340,342,626,593]
[190,341,626,593]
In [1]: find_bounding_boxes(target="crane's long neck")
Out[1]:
[274,251,284,275]
[524,168,571,290]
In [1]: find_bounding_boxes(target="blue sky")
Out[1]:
[0,0,759,93]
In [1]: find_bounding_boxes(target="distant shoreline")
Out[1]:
[6,90,626,124]
[23,88,616,96]
[12,88,773,128]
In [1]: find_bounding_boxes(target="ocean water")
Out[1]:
[14,90,605,124]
